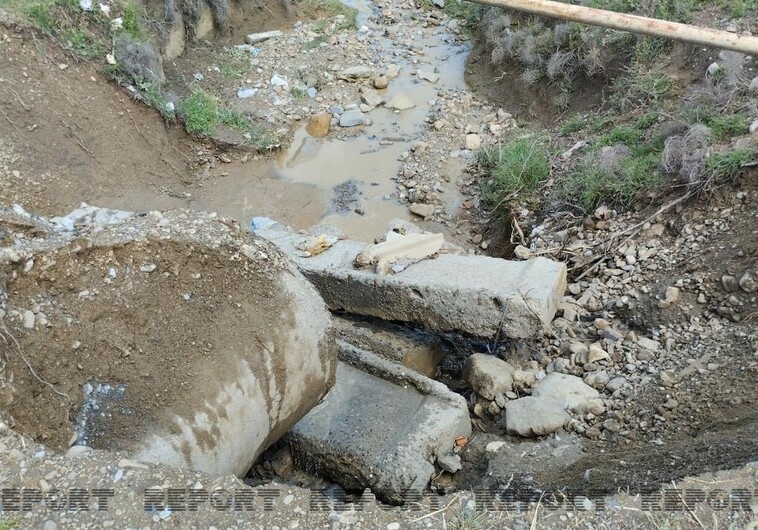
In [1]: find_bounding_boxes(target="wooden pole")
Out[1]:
[465,0,758,56]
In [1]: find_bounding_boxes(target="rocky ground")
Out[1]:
[1,0,758,527]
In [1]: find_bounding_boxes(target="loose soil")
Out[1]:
[0,231,297,452]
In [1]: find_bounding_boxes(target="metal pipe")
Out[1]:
[466,0,758,56]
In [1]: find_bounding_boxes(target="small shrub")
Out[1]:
[25,2,54,32]
[121,1,146,41]
[134,77,175,123]
[612,64,675,110]
[479,137,551,202]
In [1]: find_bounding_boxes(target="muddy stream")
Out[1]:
[107,0,469,242]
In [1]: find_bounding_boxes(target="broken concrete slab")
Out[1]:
[355,232,443,274]
[255,223,566,338]
[245,30,283,44]
[333,317,445,378]
[287,341,471,503]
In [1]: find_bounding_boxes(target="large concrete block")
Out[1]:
[1,208,337,478]
[287,342,471,504]
[256,225,566,338]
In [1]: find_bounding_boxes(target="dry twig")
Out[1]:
[0,323,71,403]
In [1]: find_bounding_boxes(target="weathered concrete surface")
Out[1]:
[332,316,445,378]
[256,224,566,338]
[287,341,471,503]
[0,207,337,477]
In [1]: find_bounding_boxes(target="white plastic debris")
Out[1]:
[270,74,289,87]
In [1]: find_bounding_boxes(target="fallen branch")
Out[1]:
[409,493,461,523]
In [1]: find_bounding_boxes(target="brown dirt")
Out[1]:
[464,42,621,126]
[0,29,212,216]
[0,233,295,452]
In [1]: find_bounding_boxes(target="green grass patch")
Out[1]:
[219,63,245,79]
[0,516,21,530]
[300,0,357,30]
[302,35,328,50]
[634,112,658,130]
[181,90,219,136]
[478,137,551,202]
[702,114,748,142]
[180,89,277,149]
[290,86,308,99]
[564,151,662,211]
[706,148,758,182]
[723,0,758,17]
[62,29,106,59]
[596,125,643,147]
[560,114,585,135]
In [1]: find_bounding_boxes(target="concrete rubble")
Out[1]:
[254,220,567,338]
[287,341,471,504]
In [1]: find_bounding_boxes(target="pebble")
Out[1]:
[339,110,365,127]
[603,419,621,433]
[22,310,35,329]
[605,377,626,393]
[739,270,757,293]
[485,441,506,453]
[409,203,434,220]
[465,134,481,150]
[436,452,462,473]
[513,245,532,260]
[722,275,739,292]
[637,337,660,352]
